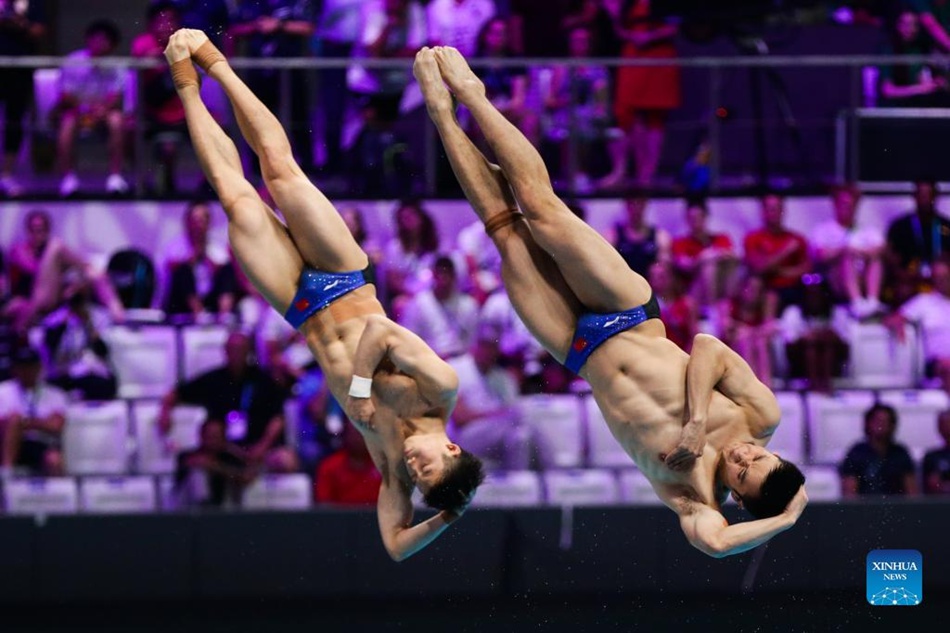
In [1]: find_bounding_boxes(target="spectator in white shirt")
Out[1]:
[426,0,495,56]
[0,346,68,477]
[399,255,479,359]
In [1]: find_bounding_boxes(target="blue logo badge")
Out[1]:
[866,550,922,606]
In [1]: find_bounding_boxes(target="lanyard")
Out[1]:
[238,381,255,413]
[911,215,942,261]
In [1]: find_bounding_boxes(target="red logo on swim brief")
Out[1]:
[294,298,310,312]
[573,337,588,352]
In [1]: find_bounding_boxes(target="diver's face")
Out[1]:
[721,442,781,503]
[403,435,460,494]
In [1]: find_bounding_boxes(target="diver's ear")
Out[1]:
[446,443,461,456]
[731,491,743,508]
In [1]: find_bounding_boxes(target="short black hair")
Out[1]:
[740,458,805,519]
[86,19,121,46]
[422,450,485,514]
[864,403,898,429]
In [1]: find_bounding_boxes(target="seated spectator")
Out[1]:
[670,198,738,312]
[922,409,950,494]
[131,2,185,194]
[810,183,885,319]
[294,363,345,475]
[0,346,67,477]
[426,0,495,55]
[448,328,534,471]
[383,200,439,317]
[479,287,545,379]
[884,259,950,391]
[720,273,779,388]
[41,283,116,401]
[158,331,297,473]
[399,256,479,360]
[561,0,623,58]
[340,205,383,267]
[649,260,698,353]
[742,193,811,314]
[878,9,950,108]
[541,25,625,194]
[53,19,128,197]
[4,210,124,332]
[608,195,671,278]
[174,418,253,508]
[883,180,950,306]
[840,403,918,497]
[781,276,849,394]
[315,422,381,506]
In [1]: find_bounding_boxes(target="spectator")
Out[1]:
[781,276,849,394]
[608,195,671,277]
[840,403,918,497]
[884,180,950,305]
[53,19,128,197]
[742,193,811,314]
[340,205,383,266]
[607,0,680,189]
[0,346,67,477]
[649,260,698,353]
[426,0,496,56]
[41,282,117,401]
[479,287,545,377]
[456,218,503,304]
[448,328,533,471]
[383,200,439,316]
[884,259,950,392]
[399,256,480,359]
[720,273,779,388]
[508,0,574,57]
[878,9,950,108]
[174,418,254,508]
[670,198,738,311]
[131,1,186,195]
[922,409,950,494]
[562,0,623,58]
[810,183,885,319]
[315,422,381,506]
[157,331,297,474]
[542,25,625,194]
[910,0,950,54]
[294,363,345,474]
[0,0,47,198]
[160,200,231,273]
[229,0,318,172]
[4,210,124,332]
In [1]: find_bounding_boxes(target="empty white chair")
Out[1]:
[846,322,921,389]
[806,390,877,465]
[543,469,619,506]
[585,396,629,468]
[103,326,179,399]
[617,469,664,506]
[878,389,949,459]
[770,391,807,463]
[470,470,543,508]
[63,401,131,475]
[242,473,312,510]
[518,394,583,469]
[3,477,79,515]
[80,476,157,514]
[179,325,231,381]
[803,465,841,502]
[131,401,207,475]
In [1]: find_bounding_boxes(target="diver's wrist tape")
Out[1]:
[348,375,373,398]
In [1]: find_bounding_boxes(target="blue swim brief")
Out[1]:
[283,264,376,329]
[563,292,661,374]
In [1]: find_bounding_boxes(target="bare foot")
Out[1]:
[433,46,485,104]
[413,47,453,116]
[163,29,191,65]
[178,28,211,56]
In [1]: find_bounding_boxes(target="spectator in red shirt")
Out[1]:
[315,422,381,506]
[648,260,698,353]
[670,198,738,313]
[743,193,811,313]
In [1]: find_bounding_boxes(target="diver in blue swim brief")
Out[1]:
[283,264,376,329]
[564,293,661,375]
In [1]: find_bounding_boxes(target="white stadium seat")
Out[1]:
[877,389,949,461]
[242,473,312,510]
[132,401,207,475]
[179,324,231,381]
[3,477,79,515]
[806,390,877,465]
[103,326,179,399]
[518,394,584,469]
[543,469,619,506]
[585,396,630,468]
[617,469,664,506]
[469,471,543,508]
[802,465,841,502]
[845,322,921,389]
[79,476,158,514]
[770,391,807,463]
[63,401,131,475]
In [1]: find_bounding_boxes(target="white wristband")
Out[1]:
[348,375,373,398]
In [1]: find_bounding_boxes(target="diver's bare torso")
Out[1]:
[581,320,779,509]
[298,286,443,488]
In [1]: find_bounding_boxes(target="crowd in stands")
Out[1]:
[2,1,943,199]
